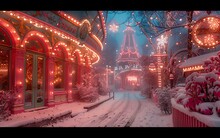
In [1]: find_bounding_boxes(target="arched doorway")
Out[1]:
[0,27,12,91]
[24,36,47,109]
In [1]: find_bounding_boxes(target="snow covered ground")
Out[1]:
[0,91,173,127]
[0,94,110,127]
[44,91,173,127]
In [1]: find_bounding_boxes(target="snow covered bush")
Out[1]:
[215,101,220,117]
[158,88,172,114]
[175,52,220,116]
[76,72,99,103]
[0,89,18,121]
[77,84,99,103]
[168,87,180,98]
[95,74,109,96]
[76,67,111,102]
[196,102,214,115]
[175,92,187,104]
[183,72,218,113]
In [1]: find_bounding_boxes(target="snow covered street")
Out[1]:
[44,91,173,127]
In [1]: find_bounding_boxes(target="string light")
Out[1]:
[192,16,220,48]
[1,11,103,65]
[183,65,204,72]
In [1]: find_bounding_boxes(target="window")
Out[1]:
[54,59,64,89]
[54,46,65,90]
[0,47,9,90]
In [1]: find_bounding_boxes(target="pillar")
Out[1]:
[66,60,73,103]
[45,56,55,107]
[11,48,25,114]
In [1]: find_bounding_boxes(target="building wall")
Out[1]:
[0,11,105,114]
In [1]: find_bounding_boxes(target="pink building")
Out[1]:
[0,11,106,114]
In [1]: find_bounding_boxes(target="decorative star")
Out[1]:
[109,23,119,33]
[157,35,168,47]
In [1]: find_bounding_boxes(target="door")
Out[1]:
[25,53,45,109]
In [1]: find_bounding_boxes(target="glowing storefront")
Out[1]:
[0,11,106,113]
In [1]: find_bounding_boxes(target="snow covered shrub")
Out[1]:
[184,72,203,111]
[77,85,99,102]
[0,89,18,121]
[95,75,109,96]
[213,80,220,98]
[175,93,187,104]
[76,72,99,103]
[158,88,172,114]
[214,81,220,116]
[168,87,180,98]
[215,101,220,117]
[179,54,220,115]
[196,102,214,115]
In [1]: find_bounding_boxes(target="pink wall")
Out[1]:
[0,18,93,114]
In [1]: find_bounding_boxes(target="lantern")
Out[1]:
[149,63,156,72]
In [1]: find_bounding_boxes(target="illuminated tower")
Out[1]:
[115,26,141,91]
[117,26,140,64]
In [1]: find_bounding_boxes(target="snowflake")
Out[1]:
[109,23,119,33]
[157,35,168,47]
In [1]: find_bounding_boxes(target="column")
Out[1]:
[77,64,82,84]
[11,48,25,114]
[66,60,73,103]
[45,56,55,107]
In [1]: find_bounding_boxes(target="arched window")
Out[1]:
[0,48,10,90]
[54,46,65,90]
[0,28,11,91]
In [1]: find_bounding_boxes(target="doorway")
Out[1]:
[24,53,45,109]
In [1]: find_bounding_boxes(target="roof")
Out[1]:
[179,51,219,68]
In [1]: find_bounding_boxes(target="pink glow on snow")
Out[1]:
[0,95,109,127]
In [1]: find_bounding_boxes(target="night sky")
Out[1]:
[96,11,220,68]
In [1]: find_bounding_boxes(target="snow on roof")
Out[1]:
[179,51,219,68]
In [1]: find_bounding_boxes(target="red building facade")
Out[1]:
[0,11,106,113]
